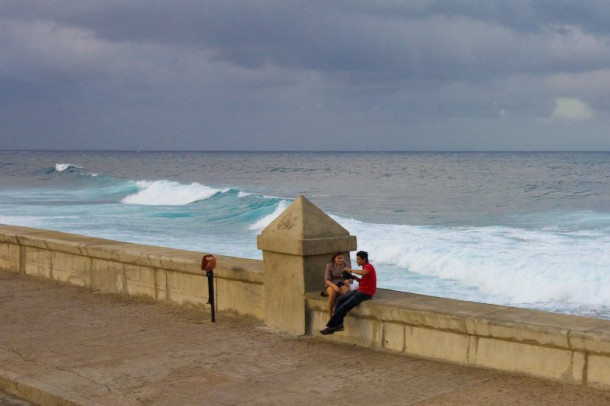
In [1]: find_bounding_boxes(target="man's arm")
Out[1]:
[345,267,368,276]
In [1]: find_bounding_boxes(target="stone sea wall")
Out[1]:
[2,196,610,391]
[306,291,610,390]
[0,224,264,320]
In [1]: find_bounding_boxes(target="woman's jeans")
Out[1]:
[327,290,372,328]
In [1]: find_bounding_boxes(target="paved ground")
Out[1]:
[0,391,33,406]
[2,271,610,406]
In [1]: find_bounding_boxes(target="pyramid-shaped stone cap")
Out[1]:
[257,195,356,256]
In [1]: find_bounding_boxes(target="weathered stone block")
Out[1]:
[0,242,19,272]
[383,322,405,352]
[343,317,381,348]
[588,354,610,390]
[51,251,91,287]
[91,258,124,294]
[166,270,207,307]
[123,263,165,300]
[23,247,51,278]
[309,308,327,335]
[405,326,469,364]
[571,326,610,355]
[482,319,569,348]
[471,336,580,382]
[215,277,264,320]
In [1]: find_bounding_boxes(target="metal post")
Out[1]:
[206,269,216,322]
[201,254,217,323]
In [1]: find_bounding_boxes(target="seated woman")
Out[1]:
[324,251,352,320]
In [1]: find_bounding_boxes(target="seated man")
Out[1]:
[320,250,376,335]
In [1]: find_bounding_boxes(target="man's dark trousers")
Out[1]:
[327,290,372,328]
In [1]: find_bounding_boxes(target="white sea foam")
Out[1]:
[121,180,226,205]
[55,163,80,172]
[248,200,290,231]
[333,216,610,308]
[53,162,100,177]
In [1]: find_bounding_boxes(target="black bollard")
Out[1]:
[206,269,216,322]
[201,254,217,322]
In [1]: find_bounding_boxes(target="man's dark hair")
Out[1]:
[356,251,369,262]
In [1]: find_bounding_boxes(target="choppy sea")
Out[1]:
[1,150,609,319]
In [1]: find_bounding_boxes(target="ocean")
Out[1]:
[1,150,609,319]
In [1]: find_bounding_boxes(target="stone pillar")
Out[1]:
[257,195,357,334]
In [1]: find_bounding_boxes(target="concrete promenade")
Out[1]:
[2,271,610,406]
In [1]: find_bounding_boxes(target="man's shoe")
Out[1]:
[320,325,344,335]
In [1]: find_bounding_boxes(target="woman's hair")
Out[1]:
[356,251,369,263]
[330,251,343,262]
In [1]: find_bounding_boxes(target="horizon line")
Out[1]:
[2,149,610,154]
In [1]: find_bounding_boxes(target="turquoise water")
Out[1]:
[1,150,609,319]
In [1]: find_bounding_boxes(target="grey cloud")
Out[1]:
[4,1,610,82]
[2,1,610,151]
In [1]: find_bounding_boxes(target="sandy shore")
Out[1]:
[1,270,609,405]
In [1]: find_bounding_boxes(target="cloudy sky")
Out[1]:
[2,1,610,151]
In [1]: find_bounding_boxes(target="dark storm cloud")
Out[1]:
[2,1,610,150]
[5,1,610,79]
